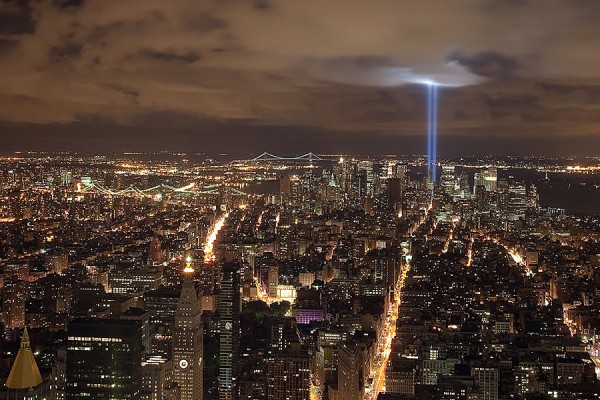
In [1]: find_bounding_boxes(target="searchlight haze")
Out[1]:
[304,57,485,88]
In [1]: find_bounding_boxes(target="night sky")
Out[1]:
[1,0,600,155]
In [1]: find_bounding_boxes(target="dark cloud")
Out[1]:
[0,38,18,51]
[104,83,140,105]
[50,42,82,62]
[139,49,201,64]
[0,0,35,34]
[53,0,85,10]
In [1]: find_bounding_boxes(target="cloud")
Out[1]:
[447,51,519,78]
[0,0,599,141]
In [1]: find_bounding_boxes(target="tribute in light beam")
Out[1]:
[427,84,432,173]
[433,83,438,183]
[426,82,439,184]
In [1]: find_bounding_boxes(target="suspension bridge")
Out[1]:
[78,180,249,198]
[247,152,323,162]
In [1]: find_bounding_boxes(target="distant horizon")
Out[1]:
[3,150,600,160]
[2,121,600,158]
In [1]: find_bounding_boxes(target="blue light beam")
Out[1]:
[427,84,433,172]
[432,84,438,183]
[426,83,439,184]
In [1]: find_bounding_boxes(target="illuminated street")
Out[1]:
[364,265,410,400]
[203,213,228,262]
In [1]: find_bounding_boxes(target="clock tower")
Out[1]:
[173,257,203,399]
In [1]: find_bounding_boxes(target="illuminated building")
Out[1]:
[441,165,456,195]
[385,359,417,396]
[5,327,45,397]
[66,318,143,399]
[143,287,179,355]
[298,272,315,288]
[121,308,152,358]
[388,177,403,213]
[45,253,68,274]
[508,181,528,220]
[475,184,487,210]
[279,174,291,204]
[337,341,363,400]
[471,367,498,400]
[109,267,163,294]
[482,168,498,192]
[291,307,325,324]
[3,278,28,329]
[148,237,163,264]
[266,346,310,400]
[267,265,279,298]
[86,266,109,292]
[141,355,179,400]
[265,317,310,399]
[276,285,297,303]
[172,259,203,400]
[218,262,241,400]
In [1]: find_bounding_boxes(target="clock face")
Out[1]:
[225,322,232,330]
[179,359,189,369]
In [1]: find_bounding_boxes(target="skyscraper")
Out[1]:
[279,174,291,204]
[266,346,310,400]
[337,340,363,400]
[267,264,279,299]
[482,168,498,192]
[441,165,456,195]
[218,262,241,400]
[266,318,310,400]
[172,258,203,400]
[66,318,143,400]
[388,177,403,215]
[2,278,27,329]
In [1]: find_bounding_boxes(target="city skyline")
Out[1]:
[1,2,600,400]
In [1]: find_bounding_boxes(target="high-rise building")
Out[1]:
[143,287,180,355]
[388,177,402,213]
[109,267,163,294]
[218,262,241,400]
[66,318,143,400]
[441,165,456,195]
[266,346,310,400]
[172,258,203,400]
[337,341,363,400]
[267,265,279,298]
[508,181,528,220]
[471,367,499,400]
[3,278,28,329]
[141,355,179,400]
[482,168,498,192]
[528,184,539,209]
[279,174,291,204]
[266,318,310,400]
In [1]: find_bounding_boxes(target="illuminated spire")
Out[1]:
[6,327,43,390]
[183,256,194,274]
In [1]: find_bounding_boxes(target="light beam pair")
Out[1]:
[426,83,438,183]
